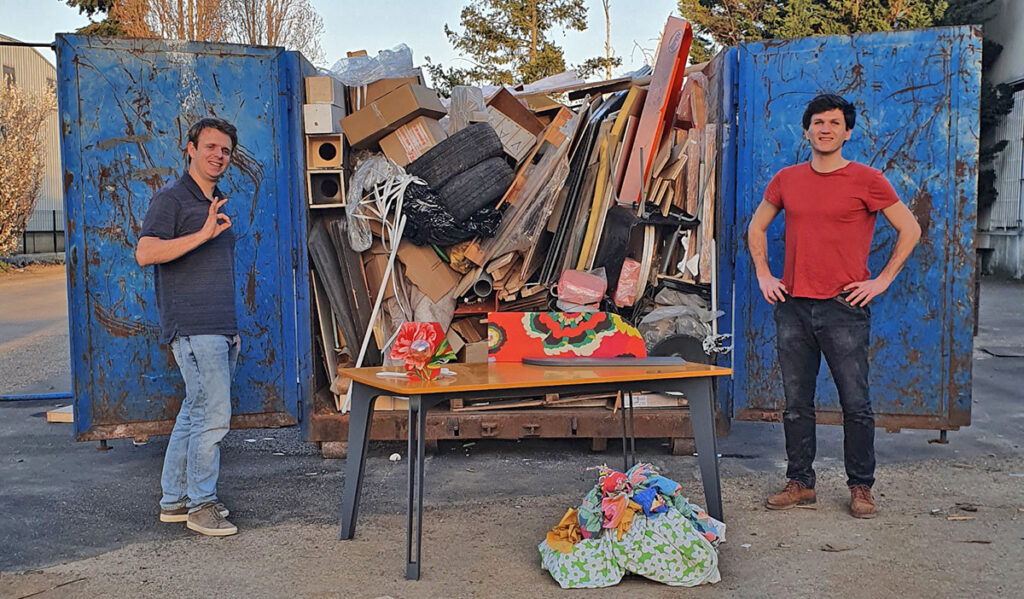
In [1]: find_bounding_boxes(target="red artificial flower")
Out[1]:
[390,322,453,380]
[391,322,443,362]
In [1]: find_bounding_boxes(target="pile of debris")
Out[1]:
[305,17,726,412]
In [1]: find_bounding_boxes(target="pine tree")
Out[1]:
[429,0,622,95]
[677,1,947,61]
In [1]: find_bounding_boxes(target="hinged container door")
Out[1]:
[56,35,311,440]
[728,26,980,430]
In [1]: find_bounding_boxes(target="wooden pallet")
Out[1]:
[309,389,728,458]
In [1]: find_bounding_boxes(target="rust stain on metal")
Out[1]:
[64,169,75,193]
[96,133,154,151]
[77,412,295,442]
[250,379,283,413]
[257,346,277,368]
[245,268,257,312]
[911,190,932,239]
[129,167,176,188]
[92,302,158,338]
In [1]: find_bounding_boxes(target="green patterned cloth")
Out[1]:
[538,463,724,589]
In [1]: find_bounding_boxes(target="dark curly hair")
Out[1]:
[802,94,855,131]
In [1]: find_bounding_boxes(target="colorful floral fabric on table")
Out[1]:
[539,462,725,589]
[487,312,647,362]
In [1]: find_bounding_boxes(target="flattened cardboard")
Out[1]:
[450,318,486,343]
[341,83,446,149]
[396,240,461,303]
[446,328,466,355]
[362,241,394,300]
[379,116,446,167]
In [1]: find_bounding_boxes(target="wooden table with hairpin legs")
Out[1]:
[337,361,732,580]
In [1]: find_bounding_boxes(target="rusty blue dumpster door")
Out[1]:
[727,26,980,430]
[56,35,312,440]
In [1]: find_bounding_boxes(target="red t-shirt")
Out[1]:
[763,162,900,299]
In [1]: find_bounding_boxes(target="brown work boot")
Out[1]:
[160,502,229,523]
[766,480,816,510]
[849,485,877,519]
[186,503,238,536]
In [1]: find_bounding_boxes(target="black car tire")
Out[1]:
[438,157,515,222]
[406,122,504,188]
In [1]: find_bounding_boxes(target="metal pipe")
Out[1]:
[0,392,73,402]
[472,272,494,298]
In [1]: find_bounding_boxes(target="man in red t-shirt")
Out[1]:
[747,94,921,518]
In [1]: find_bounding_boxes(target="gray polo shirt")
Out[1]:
[140,173,238,344]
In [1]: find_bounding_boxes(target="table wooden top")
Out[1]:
[339,361,733,395]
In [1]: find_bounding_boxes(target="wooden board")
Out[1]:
[485,252,517,275]
[685,128,702,216]
[497,108,572,208]
[618,17,693,205]
[450,397,545,412]
[584,172,617,270]
[575,86,648,270]
[312,269,343,410]
[46,405,73,423]
[698,124,717,284]
[635,225,656,300]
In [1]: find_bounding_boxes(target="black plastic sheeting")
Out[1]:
[402,183,503,247]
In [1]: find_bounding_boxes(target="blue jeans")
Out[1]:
[160,334,239,511]
[774,296,874,489]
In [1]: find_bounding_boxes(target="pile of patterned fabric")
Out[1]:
[538,462,725,589]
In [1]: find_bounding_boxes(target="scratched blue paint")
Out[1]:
[725,26,980,425]
[56,35,312,439]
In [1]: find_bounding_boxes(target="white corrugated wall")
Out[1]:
[990,88,1024,230]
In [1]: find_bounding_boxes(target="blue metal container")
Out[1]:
[56,35,314,440]
[55,25,980,442]
[719,25,980,431]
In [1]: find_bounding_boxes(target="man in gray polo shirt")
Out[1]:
[136,118,240,537]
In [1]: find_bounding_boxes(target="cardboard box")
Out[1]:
[362,240,394,301]
[305,76,346,105]
[340,84,446,149]
[459,341,489,364]
[396,240,461,303]
[487,106,538,162]
[303,103,344,134]
[486,88,544,135]
[348,73,423,111]
[379,116,447,167]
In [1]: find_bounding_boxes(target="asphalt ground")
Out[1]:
[1,266,1022,578]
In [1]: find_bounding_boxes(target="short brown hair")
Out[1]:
[187,118,238,150]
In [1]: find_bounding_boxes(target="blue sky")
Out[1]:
[0,0,681,76]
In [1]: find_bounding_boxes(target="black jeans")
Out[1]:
[774,295,875,489]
